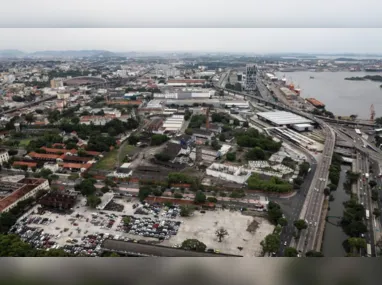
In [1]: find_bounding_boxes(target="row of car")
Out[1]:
[122,216,181,240]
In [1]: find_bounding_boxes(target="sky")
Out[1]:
[0,29,382,54]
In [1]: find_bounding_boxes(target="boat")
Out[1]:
[365,66,382,72]
[310,76,314,79]
[306,98,325,108]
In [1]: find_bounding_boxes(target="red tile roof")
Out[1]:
[13,161,37,168]
[62,155,92,163]
[28,152,61,160]
[61,163,92,169]
[41,147,77,154]
[84,150,101,156]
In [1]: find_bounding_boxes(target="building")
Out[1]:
[13,161,37,170]
[245,65,257,91]
[0,178,50,213]
[192,129,215,140]
[162,114,184,132]
[26,152,61,161]
[39,192,77,210]
[50,78,64,88]
[206,163,251,184]
[57,92,70,100]
[256,111,313,127]
[0,149,10,165]
[167,79,206,87]
[221,101,249,109]
[292,124,314,132]
[61,163,92,172]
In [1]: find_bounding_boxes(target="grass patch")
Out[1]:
[19,139,31,147]
[93,149,118,171]
[121,144,136,158]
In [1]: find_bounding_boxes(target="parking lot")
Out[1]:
[161,210,274,257]
[11,196,273,256]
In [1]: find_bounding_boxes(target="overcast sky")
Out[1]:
[0,29,382,54]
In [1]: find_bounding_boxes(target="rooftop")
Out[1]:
[257,111,313,126]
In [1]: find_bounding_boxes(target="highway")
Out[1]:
[295,124,336,253]
[214,70,336,254]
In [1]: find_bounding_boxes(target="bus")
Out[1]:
[366,244,372,257]
[355,129,362,135]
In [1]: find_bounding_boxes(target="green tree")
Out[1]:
[284,247,298,257]
[226,152,236,161]
[128,135,139,146]
[293,219,307,235]
[211,139,221,151]
[123,216,131,225]
[138,186,152,201]
[267,201,284,225]
[179,205,194,217]
[242,121,249,128]
[233,119,240,126]
[181,239,207,252]
[369,180,377,188]
[215,227,229,242]
[25,113,35,124]
[86,195,101,208]
[278,217,288,227]
[207,197,217,203]
[194,190,206,203]
[246,147,266,160]
[373,208,381,218]
[305,250,324,257]
[75,179,97,196]
[260,234,281,255]
[185,128,193,135]
[299,162,311,176]
[219,133,226,142]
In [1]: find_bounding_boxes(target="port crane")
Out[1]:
[370,104,375,121]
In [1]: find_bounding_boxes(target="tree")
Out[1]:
[174,193,183,199]
[128,135,139,146]
[207,197,217,203]
[299,162,311,177]
[284,247,298,257]
[226,152,236,161]
[233,119,240,126]
[180,205,194,217]
[86,195,101,208]
[194,190,206,203]
[185,128,193,135]
[371,189,379,201]
[215,227,228,242]
[181,239,207,252]
[219,133,226,142]
[373,208,381,218]
[305,250,324,257]
[138,186,152,201]
[101,186,110,193]
[278,217,288,227]
[246,147,266,160]
[369,180,377,188]
[260,233,281,255]
[151,134,169,146]
[123,216,131,225]
[211,139,221,151]
[293,219,307,235]
[75,179,97,196]
[243,121,249,128]
[324,187,331,196]
[350,114,358,121]
[267,201,283,225]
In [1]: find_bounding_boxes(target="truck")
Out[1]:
[366,209,370,220]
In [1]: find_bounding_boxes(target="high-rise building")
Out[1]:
[245,65,257,91]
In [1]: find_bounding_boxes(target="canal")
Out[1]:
[322,165,350,257]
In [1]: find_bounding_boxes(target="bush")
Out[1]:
[151,134,169,146]
[226,152,236,161]
[247,174,293,193]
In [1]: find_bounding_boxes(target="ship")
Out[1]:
[364,66,382,72]
[306,98,325,108]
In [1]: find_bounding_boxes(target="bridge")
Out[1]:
[315,115,375,127]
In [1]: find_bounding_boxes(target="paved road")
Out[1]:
[295,123,335,254]
[102,239,241,257]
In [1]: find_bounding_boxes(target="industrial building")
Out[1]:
[164,99,220,107]
[167,79,206,86]
[256,111,313,127]
[206,163,252,184]
[162,114,185,132]
[153,89,213,100]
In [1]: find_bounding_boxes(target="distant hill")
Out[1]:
[28,50,122,58]
[0,49,25,57]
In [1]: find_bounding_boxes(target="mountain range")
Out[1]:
[0,49,129,58]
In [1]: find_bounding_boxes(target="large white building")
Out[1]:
[162,114,184,132]
[0,150,10,165]
[256,111,313,127]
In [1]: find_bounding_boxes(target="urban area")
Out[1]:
[0,51,382,257]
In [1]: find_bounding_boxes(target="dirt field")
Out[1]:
[162,210,274,257]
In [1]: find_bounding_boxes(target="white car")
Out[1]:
[283,241,287,246]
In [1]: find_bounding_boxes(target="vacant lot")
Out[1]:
[162,210,274,256]
[93,150,118,170]
[19,138,31,147]
[118,144,136,165]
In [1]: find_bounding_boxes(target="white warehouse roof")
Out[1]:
[257,111,313,126]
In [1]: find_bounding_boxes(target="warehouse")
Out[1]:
[221,100,249,109]
[292,123,314,132]
[257,111,313,127]
[162,114,185,132]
